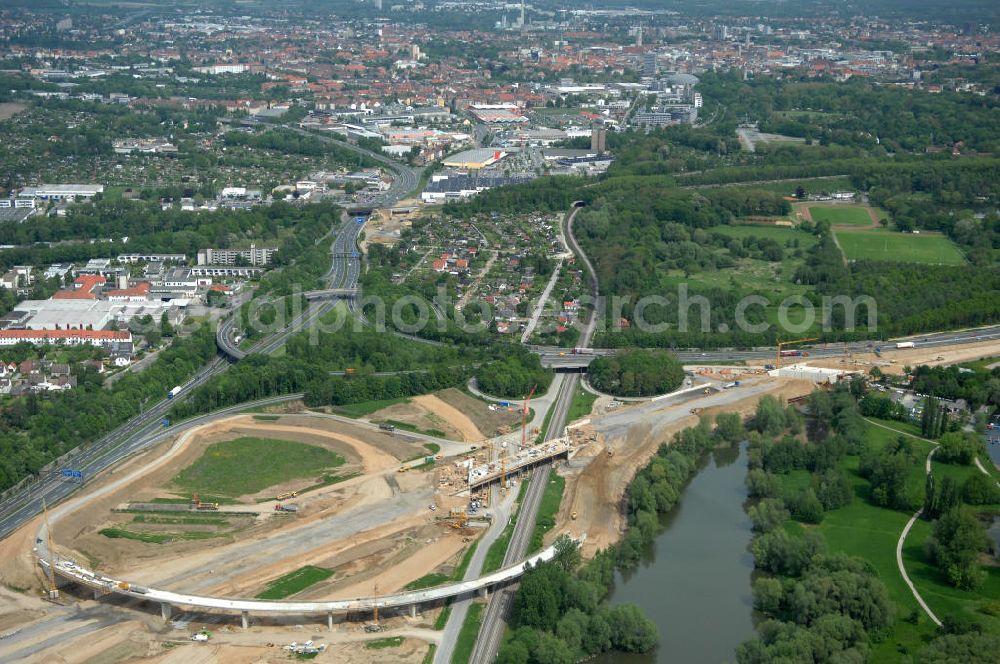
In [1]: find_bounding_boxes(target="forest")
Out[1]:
[742,383,1000,662]
[222,128,380,169]
[474,351,553,400]
[587,349,685,397]
[170,319,513,419]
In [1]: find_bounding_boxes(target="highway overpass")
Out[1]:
[38,535,565,629]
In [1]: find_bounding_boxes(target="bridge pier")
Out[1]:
[241,610,249,629]
[479,585,489,599]
[160,603,172,621]
[327,612,334,630]
[410,604,418,619]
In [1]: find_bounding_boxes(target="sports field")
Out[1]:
[808,206,874,226]
[834,229,966,265]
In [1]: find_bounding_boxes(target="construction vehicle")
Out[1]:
[345,367,356,376]
[190,494,219,511]
[776,338,818,369]
[274,504,299,513]
[571,511,578,520]
[275,491,298,501]
[378,423,396,432]
[606,449,613,457]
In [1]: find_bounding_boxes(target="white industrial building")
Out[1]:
[18,184,104,201]
[6,299,181,331]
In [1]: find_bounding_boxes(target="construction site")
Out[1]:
[0,336,998,662]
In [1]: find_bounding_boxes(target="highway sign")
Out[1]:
[61,469,82,479]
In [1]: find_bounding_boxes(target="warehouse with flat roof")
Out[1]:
[442,148,508,169]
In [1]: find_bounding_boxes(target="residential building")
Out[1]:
[197,244,276,266]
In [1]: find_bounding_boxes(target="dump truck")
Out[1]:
[274,504,299,513]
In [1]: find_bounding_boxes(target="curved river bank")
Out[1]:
[596,442,755,664]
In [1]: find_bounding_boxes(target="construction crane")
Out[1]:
[41,499,59,600]
[502,384,537,493]
[519,384,537,450]
[776,337,818,369]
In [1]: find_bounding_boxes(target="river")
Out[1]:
[596,442,755,664]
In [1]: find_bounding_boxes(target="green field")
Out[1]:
[835,229,966,265]
[452,540,479,580]
[779,419,941,660]
[713,223,819,248]
[366,636,405,650]
[256,565,334,599]
[403,572,450,591]
[566,387,598,424]
[173,437,345,497]
[99,527,219,544]
[808,206,874,226]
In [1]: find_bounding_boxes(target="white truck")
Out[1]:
[895,341,915,349]
[167,385,183,399]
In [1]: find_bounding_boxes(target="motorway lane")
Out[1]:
[537,325,1000,367]
[0,392,299,541]
[467,206,599,663]
[0,156,409,540]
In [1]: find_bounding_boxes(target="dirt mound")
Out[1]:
[412,394,483,442]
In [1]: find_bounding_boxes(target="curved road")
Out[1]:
[1,146,418,542]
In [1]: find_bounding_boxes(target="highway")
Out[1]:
[215,129,420,361]
[0,390,296,542]
[0,144,419,544]
[536,325,1000,369]
[467,205,597,663]
[37,536,565,619]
